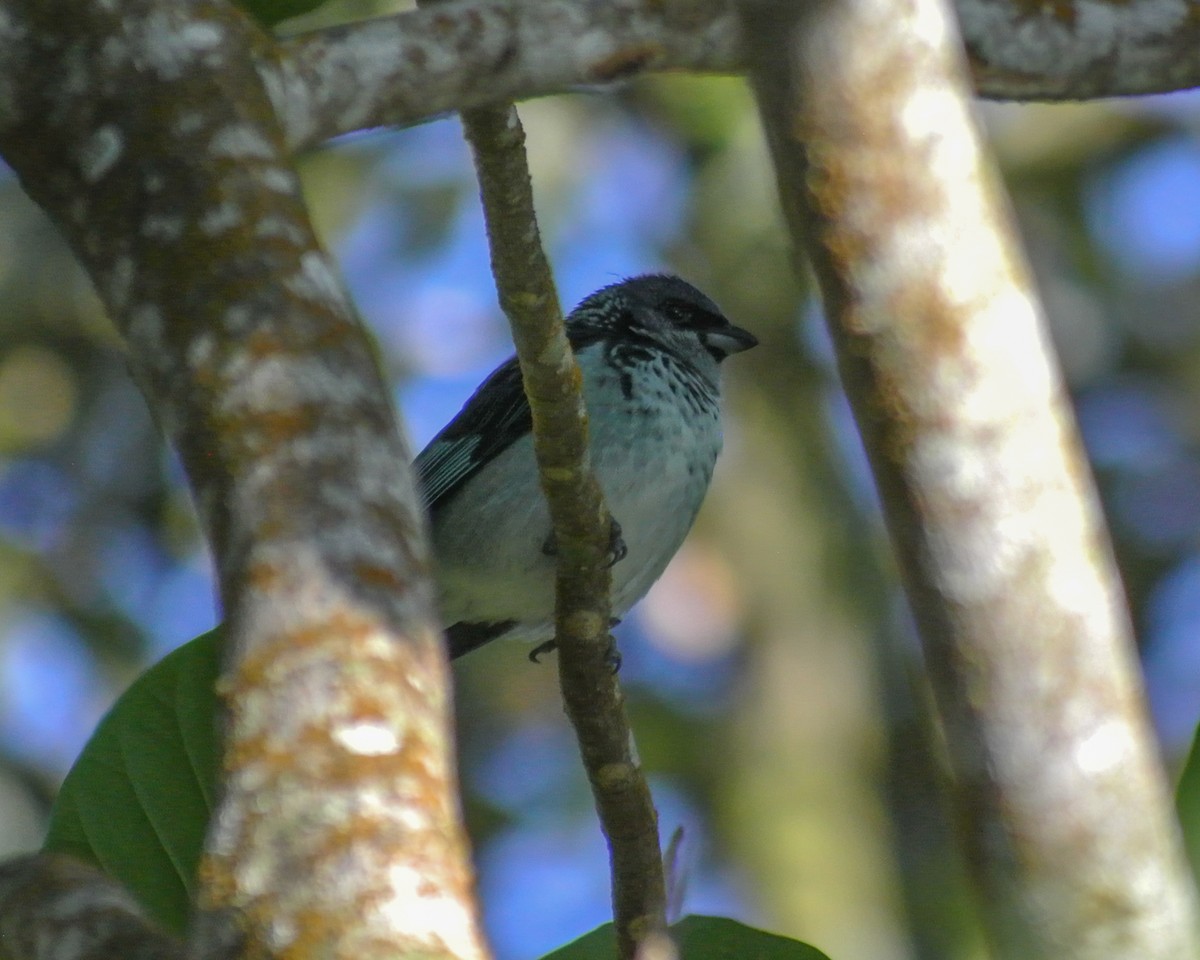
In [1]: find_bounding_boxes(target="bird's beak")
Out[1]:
[706,326,759,357]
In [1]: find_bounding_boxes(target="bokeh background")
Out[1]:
[3,4,1200,959]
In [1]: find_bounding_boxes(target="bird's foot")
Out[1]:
[604,636,622,673]
[539,518,626,568]
[529,624,621,669]
[605,518,627,568]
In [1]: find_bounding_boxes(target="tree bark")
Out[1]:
[0,1,483,958]
[737,0,1200,956]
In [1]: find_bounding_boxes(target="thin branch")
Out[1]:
[0,1,483,958]
[737,0,1200,958]
[0,855,184,960]
[460,104,667,959]
[265,0,1200,155]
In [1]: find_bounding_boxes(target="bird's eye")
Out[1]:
[662,300,689,323]
[662,297,725,331]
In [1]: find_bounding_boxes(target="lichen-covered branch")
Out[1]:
[270,0,739,152]
[460,104,667,960]
[264,0,1200,154]
[0,1,483,959]
[960,0,1200,100]
[737,0,1200,957]
[0,855,184,960]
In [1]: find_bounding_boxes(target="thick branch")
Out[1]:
[271,0,738,153]
[738,0,1200,958]
[0,855,184,960]
[0,1,483,958]
[265,0,1200,154]
[460,104,666,960]
[961,0,1200,100]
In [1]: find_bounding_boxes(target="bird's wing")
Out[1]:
[415,355,533,516]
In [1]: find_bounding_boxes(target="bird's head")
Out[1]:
[570,274,757,379]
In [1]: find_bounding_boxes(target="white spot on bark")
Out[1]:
[188,332,216,371]
[217,352,371,417]
[261,60,314,153]
[255,216,306,244]
[285,252,344,306]
[381,865,478,958]
[1075,718,1133,775]
[265,916,297,951]
[47,886,143,922]
[143,213,184,240]
[0,7,26,40]
[900,87,975,187]
[210,124,275,159]
[224,304,254,332]
[255,60,292,128]
[335,721,401,756]
[138,14,224,80]
[127,304,164,349]
[79,124,124,184]
[577,28,619,66]
[200,200,243,236]
[259,167,297,194]
[108,256,135,313]
[99,35,126,70]
[174,111,205,137]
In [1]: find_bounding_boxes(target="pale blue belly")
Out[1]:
[431,375,721,638]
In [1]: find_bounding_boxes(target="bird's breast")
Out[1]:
[430,349,724,630]
[586,360,722,608]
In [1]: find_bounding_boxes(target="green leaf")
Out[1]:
[1177,720,1200,879]
[44,628,224,934]
[542,915,832,960]
[233,0,331,27]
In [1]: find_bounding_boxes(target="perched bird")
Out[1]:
[416,274,757,660]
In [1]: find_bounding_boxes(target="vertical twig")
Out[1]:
[737,0,1200,957]
[459,104,667,958]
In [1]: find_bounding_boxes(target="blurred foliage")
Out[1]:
[544,915,832,960]
[1177,721,1200,881]
[234,0,328,27]
[2,48,1200,960]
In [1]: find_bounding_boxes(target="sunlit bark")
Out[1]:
[737,0,1200,955]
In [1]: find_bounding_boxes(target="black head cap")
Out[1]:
[573,274,758,360]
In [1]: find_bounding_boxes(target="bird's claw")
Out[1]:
[528,626,622,671]
[529,639,556,663]
[605,518,627,568]
[604,637,622,673]
[540,518,626,568]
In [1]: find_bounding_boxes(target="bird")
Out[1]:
[415,274,757,660]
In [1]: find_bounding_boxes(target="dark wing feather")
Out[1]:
[415,306,636,517]
[415,355,533,517]
[446,620,517,659]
